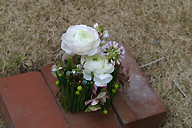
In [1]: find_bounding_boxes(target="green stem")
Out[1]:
[72,88,77,113]
[76,95,80,112]
[69,84,74,112]
[66,56,72,72]
[106,82,112,108]
[61,84,65,107]
[63,80,69,109]
[85,84,88,101]
[113,65,120,83]
[63,71,71,110]
[59,94,62,102]
[66,71,71,79]
[79,80,87,110]
[55,71,59,80]
[105,65,120,108]
[111,89,115,102]
[88,81,94,99]
[77,90,82,111]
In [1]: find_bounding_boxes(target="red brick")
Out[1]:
[41,64,121,128]
[40,44,167,128]
[0,46,166,128]
[112,46,167,128]
[0,72,69,128]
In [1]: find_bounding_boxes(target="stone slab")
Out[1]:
[41,64,121,128]
[0,72,69,128]
[112,45,167,128]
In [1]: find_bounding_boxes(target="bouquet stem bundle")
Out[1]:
[55,61,119,113]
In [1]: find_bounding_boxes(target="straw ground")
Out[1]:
[0,0,191,127]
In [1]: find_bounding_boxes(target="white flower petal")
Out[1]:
[86,46,100,56]
[100,97,107,103]
[94,79,107,87]
[61,25,100,55]
[94,74,113,87]
[101,62,114,74]
[94,23,98,28]
[61,53,69,61]
[52,68,57,72]
[82,55,114,87]
[83,55,104,73]
[61,41,73,54]
[83,70,92,80]
[81,56,86,65]
[91,99,99,106]
[95,74,113,81]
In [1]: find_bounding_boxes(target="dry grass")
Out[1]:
[0,0,192,127]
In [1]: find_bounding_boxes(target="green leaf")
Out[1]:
[87,104,101,112]
[97,92,106,99]
[15,54,26,63]
[85,107,91,112]
[58,76,67,87]
[100,88,107,92]
[51,65,59,77]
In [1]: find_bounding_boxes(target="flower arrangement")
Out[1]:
[51,23,127,114]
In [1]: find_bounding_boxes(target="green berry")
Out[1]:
[77,86,83,91]
[58,73,62,76]
[114,84,119,89]
[103,110,108,114]
[75,91,80,95]
[112,89,116,93]
[55,81,59,86]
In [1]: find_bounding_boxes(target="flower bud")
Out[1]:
[55,81,59,86]
[77,86,83,91]
[112,89,116,93]
[75,91,80,95]
[103,109,108,114]
[114,84,119,89]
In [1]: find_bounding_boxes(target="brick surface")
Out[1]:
[41,64,121,128]
[41,45,167,128]
[0,47,166,128]
[0,72,69,128]
[112,46,167,128]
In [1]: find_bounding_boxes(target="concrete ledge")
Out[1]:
[0,72,69,128]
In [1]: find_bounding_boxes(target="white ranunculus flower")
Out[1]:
[82,55,114,87]
[61,25,101,56]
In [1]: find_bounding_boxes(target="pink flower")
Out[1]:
[92,84,97,94]
[85,91,110,106]
[101,41,126,65]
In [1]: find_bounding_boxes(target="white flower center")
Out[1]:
[92,57,98,61]
[79,31,88,39]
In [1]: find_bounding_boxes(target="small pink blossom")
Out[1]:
[92,84,97,94]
